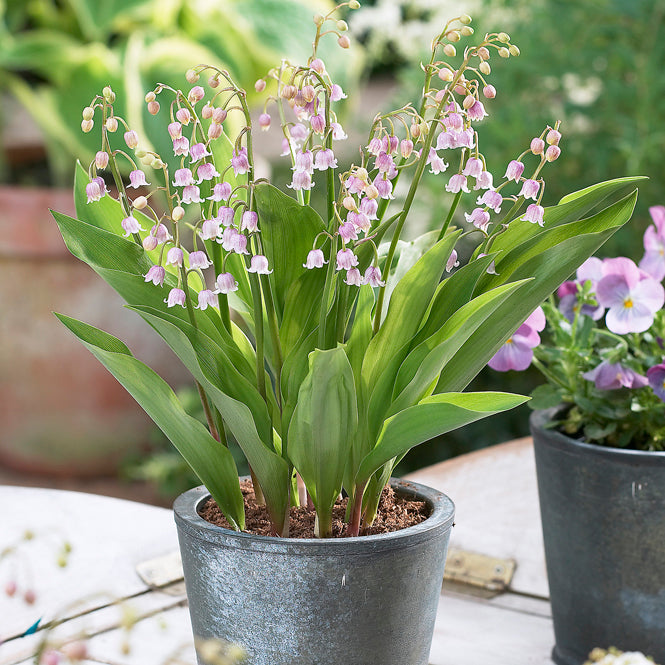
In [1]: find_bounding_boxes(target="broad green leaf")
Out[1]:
[123,306,290,532]
[356,392,529,484]
[55,313,245,530]
[254,182,326,319]
[362,231,461,390]
[288,347,357,536]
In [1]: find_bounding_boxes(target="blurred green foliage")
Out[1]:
[0,0,358,184]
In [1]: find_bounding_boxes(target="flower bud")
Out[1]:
[546,128,561,145]
[461,26,474,36]
[4,580,17,597]
[400,139,414,158]
[281,84,297,100]
[61,641,88,662]
[497,32,510,43]
[212,107,227,124]
[172,205,185,222]
[343,196,357,211]
[258,113,271,130]
[545,145,561,161]
[147,100,160,115]
[479,61,491,75]
[498,47,510,58]
[411,123,421,138]
[349,0,360,8]
[208,123,223,140]
[338,35,350,49]
[463,94,476,109]
[143,235,158,251]
[124,130,139,149]
[255,79,266,92]
[530,137,545,155]
[208,75,219,88]
[460,14,472,24]
[133,196,148,210]
[447,30,460,43]
[185,69,199,83]
[438,67,454,82]
[188,85,205,104]
[313,13,324,26]
[443,44,457,57]
[102,86,115,103]
[337,19,348,31]
[141,153,154,166]
[176,107,191,124]
[81,119,94,133]
[95,151,109,169]
[201,103,213,120]
[105,116,118,132]
[365,184,379,200]
[24,589,36,604]
[152,158,164,169]
[135,148,147,158]
[483,85,496,99]
[82,106,95,121]
[478,46,490,60]
[509,45,520,56]
[145,91,156,103]
[302,85,316,103]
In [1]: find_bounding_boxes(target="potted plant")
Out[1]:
[490,206,665,664]
[52,2,641,662]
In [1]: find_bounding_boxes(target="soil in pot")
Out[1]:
[199,479,431,537]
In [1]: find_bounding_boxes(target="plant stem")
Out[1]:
[437,190,462,241]
[318,235,338,348]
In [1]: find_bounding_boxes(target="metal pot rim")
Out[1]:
[530,407,665,463]
[174,477,455,554]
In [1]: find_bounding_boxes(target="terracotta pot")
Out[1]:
[174,478,455,665]
[0,186,186,476]
[531,408,665,664]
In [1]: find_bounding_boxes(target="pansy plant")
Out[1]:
[54,2,642,536]
[491,205,665,451]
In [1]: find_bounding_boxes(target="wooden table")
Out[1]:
[0,437,555,665]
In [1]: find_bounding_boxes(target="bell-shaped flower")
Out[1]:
[315,148,337,171]
[477,190,502,213]
[446,174,470,194]
[293,150,314,175]
[522,203,545,226]
[144,265,166,287]
[166,247,184,267]
[181,185,203,204]
[330,122,347,140]
[336,248,359,271]
[190,142,211,162]
[189,250,212,270]
[464,207,491,232]
[150,223,171,245]
[519,179,540,201]
[197,162,220,183]
[462,157,484,179]
[173,168,194,187]
[467,100,488,121]
[121,215,143,237]
[446,249,460,272]
[217,206,235,227]
[165,288,186,308]
[488,307,546,372]
[241,211,259,233]
[364,266,385,287]
[345,268,363,286]
[196,290,218,310]
[208,182,233,202]
[583,361,648,390]
[339,221,358,241]
[231,147,250,175]
[215,272,239,294]
[330,84,346,102]
[359,197,378,220]
[289,170,313,191]
[504,160,524,183]
[247,254,272,274]
[373,175,394,199]
[304,249,327,269]
[596,257,665,334]
[427,148,448,174]
[173,136,190,156]
[199,218,222,241]
[128,170,150,189]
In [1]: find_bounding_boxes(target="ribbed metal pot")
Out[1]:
[531,409,665,665]
[174,478,454,665]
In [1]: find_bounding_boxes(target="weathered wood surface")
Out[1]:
[2,439,556,664]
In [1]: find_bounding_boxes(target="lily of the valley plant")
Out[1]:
[490,206,665,451]
[54,2,641,537]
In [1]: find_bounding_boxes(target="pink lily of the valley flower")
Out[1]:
[488,307,546,372]
[247,255,273,274]
[189,251,212,270]
[231,147,250,175]
[364,266,385,287]
[215,272,239,294]
[503,160,524,183]
[304,249,327,269]
[165,288,186,308]
[522,203,544,226]
[196,290,218,310]
[345,268,363,286]
[128,170,150,189]
[121,215,143,237]
[144,265,166,286]
[336,248,359,270]
[595,257,665,334]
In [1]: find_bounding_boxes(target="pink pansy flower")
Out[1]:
[364,266,385,287]
[128,170,149,189]
[639,205,665,281]
[144,265,166,286]
[446,249,460,272]
[304,249,327,269]
[522,203,544,226]
[488,307,546,372]
[247,255,272,274]
[231,147,250,175]
[345,268,363,286]
[504,160,525,182]
[190,142,211,162]
[596,257,665,334]
[189,251,212,270]
[336,248,359,270]
[196,290,218,310]
[557,257,605,322]
[464,207,491,232]
[315,148,337,170]
[582,361,648,391]
[165,288,186,308]
[215,272,238,294]
[519,179,540,201]
[477,190,502,213]
[182,185,203,204]
[208,182,233,202]
[166,247,184,266]
[241,211,259,233]
[173,136,190,156]
[647,362,665,402]
[121,215,143,237]
[173,168,194,187]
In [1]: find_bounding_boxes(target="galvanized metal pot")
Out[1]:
[174,478,454,665]
[531,409,665,665]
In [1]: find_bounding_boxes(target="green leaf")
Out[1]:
[254,182,326,319]
[529,384,565,411]
[55,313,245,530]
[356,392,529,484]
[288,347,358,536]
